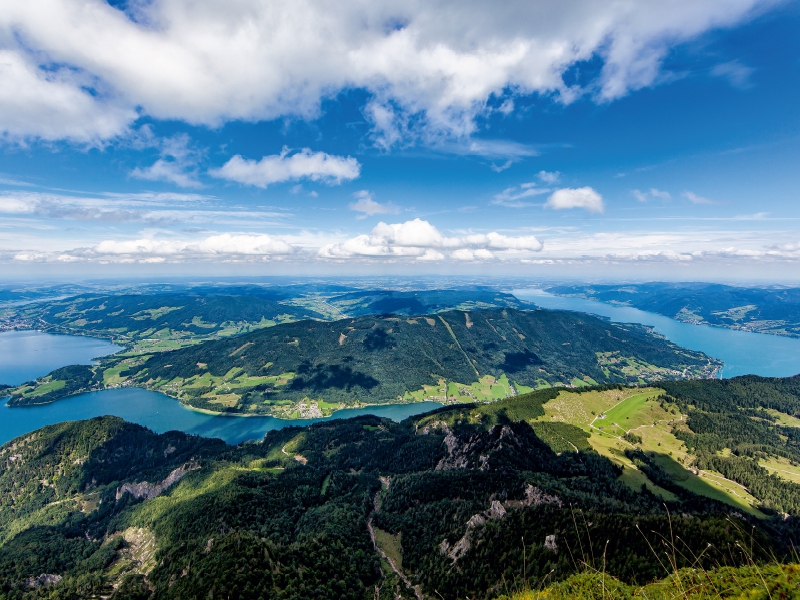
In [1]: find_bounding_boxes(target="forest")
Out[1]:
[1,377,800,599]
[7,308,720,415]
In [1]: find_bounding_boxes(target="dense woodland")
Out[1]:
[661,376,800,515]
[111,308,715,411]
[2,287,525,345]
[1,378,799,599]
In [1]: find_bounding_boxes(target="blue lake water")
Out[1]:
[0,330,122,386]
[5,292,800,447]
[513,288,800,379]
[1,388,442,446]
[0,329,441,446]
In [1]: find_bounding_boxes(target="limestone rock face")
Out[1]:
[26,574,62,589]
[116,462,199,501]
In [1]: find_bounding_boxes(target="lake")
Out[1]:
[0,330,442,446]
[0,330,123,386]
[1,388,442,446]
[513,288,800,378]
[5,294,800,447]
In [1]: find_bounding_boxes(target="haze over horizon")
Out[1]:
[1,0,799,281]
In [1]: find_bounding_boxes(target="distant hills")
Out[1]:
[8,307,720,416]
[547,282,800,337]
[0,287,525,353]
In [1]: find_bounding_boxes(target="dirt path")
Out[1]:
[367,478,423,600]
[281,444,307,465]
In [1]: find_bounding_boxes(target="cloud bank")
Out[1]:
[318,218,543,261]
[0,0,777,143]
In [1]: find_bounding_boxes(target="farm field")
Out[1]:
[760,456,800,484]
[765,408,800,428]
[535,387,765,514]
[404,373,529,404]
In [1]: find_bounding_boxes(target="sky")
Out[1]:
[1,0,799,282]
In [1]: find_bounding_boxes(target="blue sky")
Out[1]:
[1,0,799,281]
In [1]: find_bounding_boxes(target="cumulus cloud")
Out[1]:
[492,183,551,207]
[683,191,717,204]
[130,133,203,188]
[8,231,299,263]
[318,218,542,261]
[0,50,135,143]
[632,188,671,202]
[349,190,399,218]
[210,148,361,188]
[546,187,604,213]
[0,0,777,144]
[537,170,561,184]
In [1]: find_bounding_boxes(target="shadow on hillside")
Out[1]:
[500,349,543,372]
[290,363,380,392]
[363,328,395,351]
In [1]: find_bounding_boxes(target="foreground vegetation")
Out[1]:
[1,375,799,599]
[6,307,720,416]
[500,563,800,599]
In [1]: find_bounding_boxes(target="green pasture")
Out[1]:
[592,391,665,436]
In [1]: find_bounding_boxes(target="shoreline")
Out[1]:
[9,381,441,421]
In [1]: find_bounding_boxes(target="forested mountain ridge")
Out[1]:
[0,288,525,354]
[546,282,800,337]
[0,293,319,354]
[1,377,800,599]
[7,308,720,416]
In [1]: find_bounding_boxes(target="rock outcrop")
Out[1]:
[116,463,199,501]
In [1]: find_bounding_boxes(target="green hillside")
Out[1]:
[5,293,318,353]
[500,563,800,599]
[7,308,721,416]
[1,377,800,599]
[1,288,526,353]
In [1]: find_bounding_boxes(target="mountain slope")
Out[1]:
[8,308,720,415]
[1,379,799,599]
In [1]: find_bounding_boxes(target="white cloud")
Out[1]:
[0,50,134,143]
[210,148,361,188]
[0,0,777,144]
[349,190,399,218]
[632,188,671,202]
[711,60,755,89]
[451,249,476,261]
[92,233,295,257]
[492,183,551,207]
[318,218,542,260]
[131,159,200,188]
[130,133,203,188]
[683,191,717,204]
[546,187,604,212]
[0,190,290,227]
[537,170,561,184]
[417,249,444,261]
